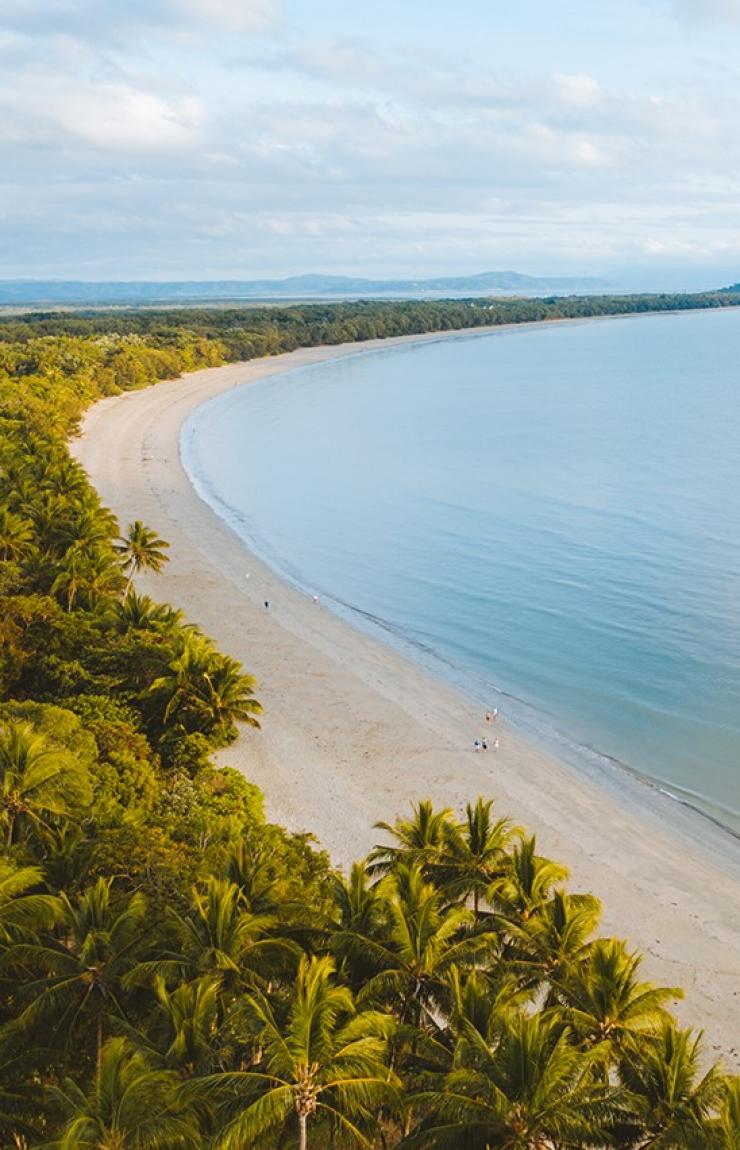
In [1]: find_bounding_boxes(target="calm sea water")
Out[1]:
[183,311,740,836]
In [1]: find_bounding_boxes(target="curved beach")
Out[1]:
[72,328,740,1065]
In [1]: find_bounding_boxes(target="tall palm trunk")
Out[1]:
[97,1007,103,1075]
[298,1112,308,1150]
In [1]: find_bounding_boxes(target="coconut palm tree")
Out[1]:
[16,878,147,1069]
[0,861,61,944]
[556,938,681,1051]
[330,861,388,937]
[0,721,90,847]
[54,1037,197,1150]
[147,631,218,730]
[39,455,90,501]
[225,839,289,918]
[437,798,521,917]
[188,954,398,1150]
[116,590,185,633]
[708,1077,740,1150]
[502,888,602,994]
[329,862,390,992]
[168,877,300,995]
[369,800,459,877]
[405,1010,613,1149]
[51,545,124,611]
[339,864,493,1025]
[141,974,224,1075]
[61,502,119,557]
[149,636,262,738]
[192,656,263,739]
[116,519,170,597]
[617,1022,725,1148]
[490,836,569,922]
[0,508,33,562]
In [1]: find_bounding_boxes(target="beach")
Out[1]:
[72,327,740,1066]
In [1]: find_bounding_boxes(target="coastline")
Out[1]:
[71,322,740,1066]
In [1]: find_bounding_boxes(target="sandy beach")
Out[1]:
[72,327,740,1066]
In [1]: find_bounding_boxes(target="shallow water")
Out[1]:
[183,311,740,835]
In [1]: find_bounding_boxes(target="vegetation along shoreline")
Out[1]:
[1,292,739,1145]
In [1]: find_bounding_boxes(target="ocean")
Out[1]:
[182,309,740,837]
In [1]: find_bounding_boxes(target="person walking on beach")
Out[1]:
[473,739,482,752]
[264,600,270,610]
[492,737,499,751]
[482,737,488,751]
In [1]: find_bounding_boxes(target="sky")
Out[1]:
[3,0,740,285]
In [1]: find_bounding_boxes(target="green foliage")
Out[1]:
[0,299,734,1146]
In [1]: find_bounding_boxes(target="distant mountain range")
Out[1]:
[0,271,609,306]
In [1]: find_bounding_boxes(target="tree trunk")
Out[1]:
[96,1008,103,1075]
[298,1113,308,1150]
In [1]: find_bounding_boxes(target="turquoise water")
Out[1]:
[183,311,740,836]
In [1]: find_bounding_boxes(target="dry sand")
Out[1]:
[72,327,740,1066]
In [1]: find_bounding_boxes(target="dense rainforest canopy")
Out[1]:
[0,294,738,1147]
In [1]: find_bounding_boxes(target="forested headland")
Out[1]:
[0,293,739,1147]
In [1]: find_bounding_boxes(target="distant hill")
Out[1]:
[0,270,608,306]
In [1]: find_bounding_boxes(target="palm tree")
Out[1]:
[503,889,602,993]
[329,862,390,991]
[143,974,224,1075]
[149,636,262,738]
[0,508,33,562]
[188,954,398,1150]
[556,938,681,1050]
[340,864,493,1025]
[618,1022,725,1148]
[225,839,289,917]
[0,861,61,944]
[490,836,569,922]
[169,877,300,994]
[192,656,263,739]
[51,545,124,611]
[54,1037,197,1150]
[116,591,185,633]
[330,861,388,937]
[437,798,521,917]
[369,800,459,877]
[116,519,170,597]
[38,455,89,499]
[148,631,218,730]
[61,503,119,557]
[0,721,90,847]
[708,1077,740,1149]
[17,878,147,1069]
[406,1010,613,1149]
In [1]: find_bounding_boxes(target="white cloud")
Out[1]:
[166,0,278,32]
[0,0,280,37]
[4,1,740,279]
[553,73,603,108]
[669,0,740,23]
[52,85,205,150]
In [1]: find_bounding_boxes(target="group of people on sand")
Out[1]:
[474,707,499,753]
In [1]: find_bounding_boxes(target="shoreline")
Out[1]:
[71,319,740,1066]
